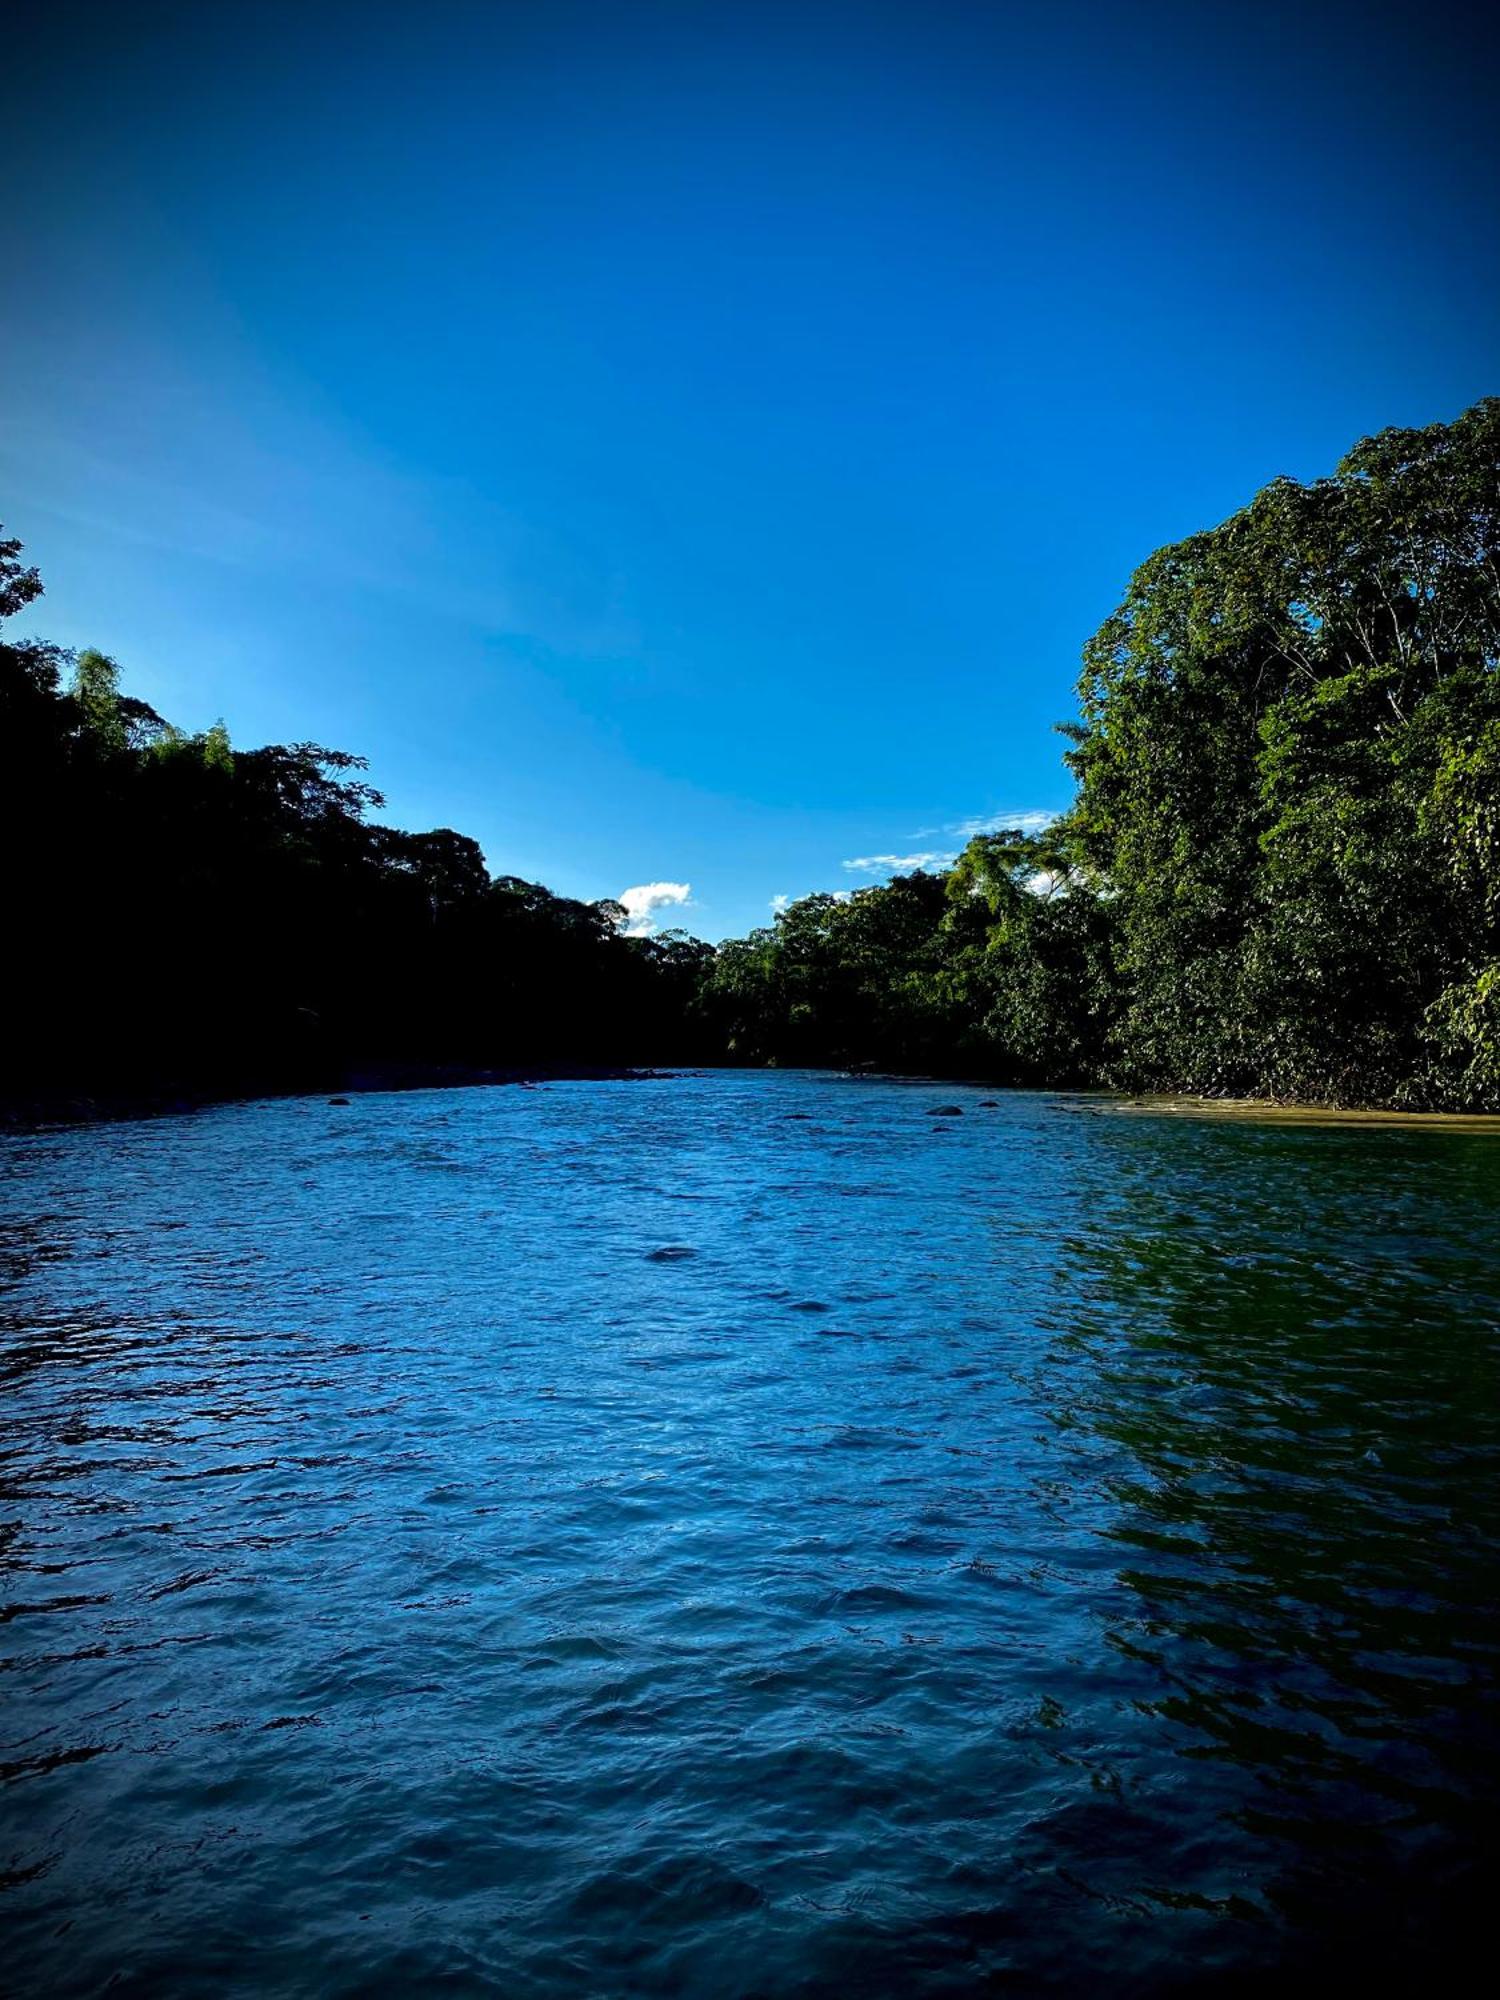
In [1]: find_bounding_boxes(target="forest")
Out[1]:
[3,398,1497,1116]
[0,554,718,1116]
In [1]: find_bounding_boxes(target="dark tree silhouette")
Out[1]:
[5,398,1498,1117]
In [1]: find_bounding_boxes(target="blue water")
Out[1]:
[2,1072,1498,1995]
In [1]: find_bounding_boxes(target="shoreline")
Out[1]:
[8,1068,1500,1134]
[0,1063,682,1131]
[1104,1093,1500,1132]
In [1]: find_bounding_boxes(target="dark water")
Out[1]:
[2,1073,1498,1996]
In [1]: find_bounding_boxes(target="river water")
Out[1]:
[2,1072,1497,1995]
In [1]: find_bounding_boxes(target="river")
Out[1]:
[2,1072,1497,1994]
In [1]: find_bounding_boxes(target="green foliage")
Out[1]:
[4,395,1496,1111]
[943,827,1120,1083]
[709,398,1500,1107]
[1422,963,1500,1109]
[202,719,233,773]
[0,525,42,620]
[72,648,127,754]
[705,873,965,1072]
[1059,395,1500,1104]
[0,538,717,1111]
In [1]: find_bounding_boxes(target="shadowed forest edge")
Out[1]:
[4,398,1497,1117]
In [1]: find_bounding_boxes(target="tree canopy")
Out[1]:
[704,399,1500,1107]
[0,546,716,1113]
[4,398,1496,1115]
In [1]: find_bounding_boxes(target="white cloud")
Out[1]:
[770,893,790,912]
[945,809,1057,839]
[616,880,692,937]
[841,850,958,875]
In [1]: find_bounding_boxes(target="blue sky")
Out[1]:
[3,0,1496,939]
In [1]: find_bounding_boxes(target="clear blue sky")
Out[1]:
[3,0,1496,939]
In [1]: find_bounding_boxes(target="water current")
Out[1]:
[2,1072,1498,1994]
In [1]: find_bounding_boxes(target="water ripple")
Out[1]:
[1,1075,1498,1993]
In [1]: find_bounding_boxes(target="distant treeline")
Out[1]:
[713,399,1500,1108]
[0,549,716,1115]
[4,397,1497,1115]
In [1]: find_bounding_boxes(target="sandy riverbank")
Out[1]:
[1105,1094,1500,1132]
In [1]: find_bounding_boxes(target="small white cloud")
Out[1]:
[945,809,1057,839]
[616,880,692,937]
[841,850,958,875]
[770,893,790,912]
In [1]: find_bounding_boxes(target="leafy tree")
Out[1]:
[1061,397,1499,1103]
[4,396,1497,1115]
[707,399,1500,1107]
[0,527,718,1114]
[0,525,41,620]
[202,719,234,773]
[72,649,128,753]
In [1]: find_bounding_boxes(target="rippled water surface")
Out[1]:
[3,1072,1499,1995]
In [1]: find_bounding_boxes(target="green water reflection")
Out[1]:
[1040,1121,1500,1978]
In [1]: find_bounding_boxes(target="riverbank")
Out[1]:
[0,1062,680,1129]
[1106,1093,1500,1132]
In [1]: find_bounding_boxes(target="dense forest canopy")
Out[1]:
[709,399,1500,1108]
[0,541,716,1111]
[3,397,1497,1114]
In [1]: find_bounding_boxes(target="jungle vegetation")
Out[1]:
[3,398,1496,1113]
[709,398,1500,1107]
[0,540,715,1112]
